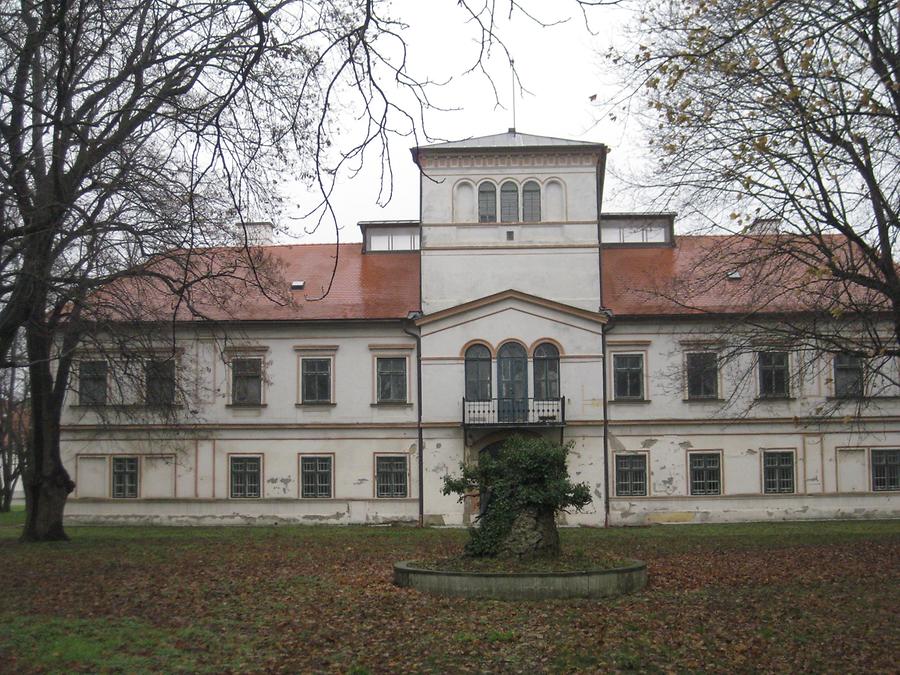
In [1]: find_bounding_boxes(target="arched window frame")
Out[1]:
[464,344,492,401]
[533,342,560,400]
[522,180,541,222]
[478,182,497,223]
[500,181,519,223]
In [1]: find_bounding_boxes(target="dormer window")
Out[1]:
[523,181,541,222]
[500,181,519,222]
[478,182,497,222]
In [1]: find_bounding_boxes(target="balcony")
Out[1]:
[462,397,565,428]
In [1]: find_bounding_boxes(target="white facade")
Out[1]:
[60,131,900,525]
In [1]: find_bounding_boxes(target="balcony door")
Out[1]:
[497,343,528,423]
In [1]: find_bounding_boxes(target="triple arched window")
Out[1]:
[464,342,561,401]
[477,180,543,223]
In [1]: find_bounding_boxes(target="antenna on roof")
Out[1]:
[510,58,516,133]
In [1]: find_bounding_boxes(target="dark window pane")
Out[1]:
[464,345,492,401]
[686,352,718,399]
[500,181,518,222]
[759,352,790,398]
[478,183,496,223]
[522,181,541,222]
[834,354,863,398]
[376,456,408,498]
[497,343,528,422]
[872,449,900,491]
[230,457,261,498]
[79,360,108,406]
[613,354,643,400]
[377,358,407,403]
[763,451,794,493]
[689,453,721,495]
[615,454,647,496]
[112,457,138,498]
[534,343,560,400]
[301,456,332,498]
[145,360,176,406]
[302,358,331,403]
[232,358,262,405]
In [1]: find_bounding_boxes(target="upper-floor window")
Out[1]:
[145,359,176,406]
[758,351,790,398]
[686,352,718,400]
[464,344,492,401]
[500,181,519,223]
[301,358,332,404]
[478,182,496,223]
[872,449,900,491]
[231,357,263,406]
[522,181,541,222]
[613,353,644,400]
[79,360,108,406]
[833,354,864,398]
[533,343,560,400]
[376,357,407,403]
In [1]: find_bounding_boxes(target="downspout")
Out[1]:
[595,147,612,528]
[403,319,424,527]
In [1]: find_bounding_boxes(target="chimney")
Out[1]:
[240,221,275,246]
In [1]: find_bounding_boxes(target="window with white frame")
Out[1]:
[111,457,138,498]
[478,182,497,223]
[376,455,408,498]
[301,456,332,498]
[615,455,647,497]
[689,453,721,495]
[231,357,263,405]
[230,456,261,498]
[612,353,644,400]
[686,351,718,400]
[758,351,790,398]
[464,344,492,401]
[376,357,407,403]
[533,343,560,400]
[522,181,541,222]
[301,358,332,404]
[763,451,795,494]
[833,354,864,398]
[872,449,900,491]
[500,181,519,222]
[79,360,108,406]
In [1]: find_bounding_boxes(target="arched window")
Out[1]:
[522,181,541,222]
[478,182,496,223]
[497,342,528,422]
[500,181,519,222]
[533,343,560,400]
[465,344,492,401]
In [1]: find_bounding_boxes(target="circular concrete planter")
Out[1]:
[393,560,647,600]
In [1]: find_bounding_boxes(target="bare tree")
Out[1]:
[607,0,899,405]
[0,334,27,512]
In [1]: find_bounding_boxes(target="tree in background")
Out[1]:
[0,335,27,512]
[609,0,899,401]
[443,436,591,559]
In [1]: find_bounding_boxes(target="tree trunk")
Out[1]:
[0,488,11,512]
[497,507,560,560]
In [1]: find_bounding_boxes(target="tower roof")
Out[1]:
[411,130,605,162]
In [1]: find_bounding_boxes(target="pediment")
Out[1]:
[415,290,608,328]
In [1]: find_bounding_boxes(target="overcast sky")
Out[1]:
[279,1,645,244]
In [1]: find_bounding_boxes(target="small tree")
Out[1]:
[442,436,591,560]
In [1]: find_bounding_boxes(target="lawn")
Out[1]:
[0,513,897,673]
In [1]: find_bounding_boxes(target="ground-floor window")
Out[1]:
[689,453,721,496]
[615,455,647,496]
[111,457,138,498]
[763,451,795,494]
[230,456,261,498]
[872,449,900,491]
[301,456,333,498]
[375,455,408,498]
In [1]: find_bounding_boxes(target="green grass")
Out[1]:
[0,505,24,527]
[0,517,897,672]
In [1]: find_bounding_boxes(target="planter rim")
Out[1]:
[394,559,647,579]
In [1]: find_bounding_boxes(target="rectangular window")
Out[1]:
[686,352,718,400]
[111,457,138,498]
[145,360,176,406]
[613,354,644,400]
[231,358,262,405]
[759,352,790,398]
[872,449,900,491]
[689,453,721,495]
[301,456,332,498]
[615,455,647,497]
[79,360,108,406]
[763,451,795,494]
[376,357,407,403]
[376,455,408,498]
[230,456,261,498]
[834,354,864,398]
[301,358,332,404]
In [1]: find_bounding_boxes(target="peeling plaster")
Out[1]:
[641,438,658,448]
[678,441,693,449]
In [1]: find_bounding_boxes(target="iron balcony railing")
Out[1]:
[462,397,565,427]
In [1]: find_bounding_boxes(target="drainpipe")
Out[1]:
[403,317,424,527]
[595,146,612,528]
